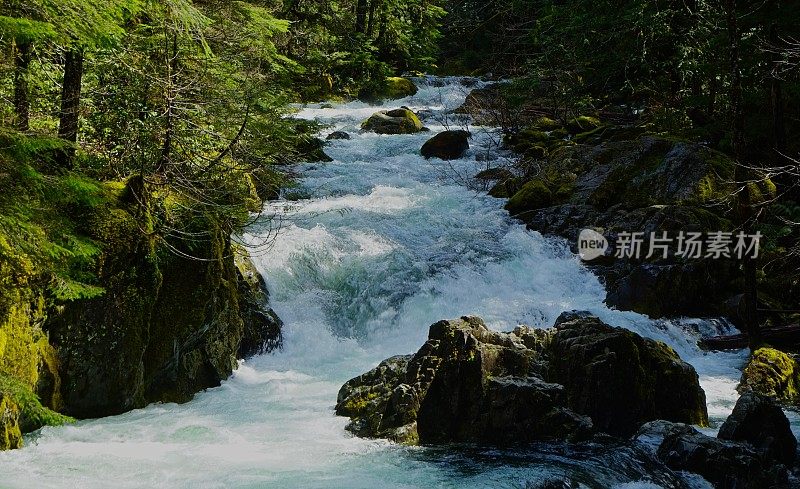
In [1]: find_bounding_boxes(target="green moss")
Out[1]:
[740,347,800,404]
[505,179,553,216]
[532,116,561,131]
[362,108,423,134]
[341,391,380,416]
[566,116,601,134]
[0,373,73,434]
[384,77,418,99]
[0,393,22,450]
[573,124,610,144]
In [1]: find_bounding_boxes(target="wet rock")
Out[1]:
[718,392,797,466]
[548,314,708,437]
[454,84,508,126]
[420,130,470,160]
[336,313,706,445]
[656,427,789,488]
[235,251,283,358]
[739,347,800,404]
[361,108,423,135]
[634,420,699,454]
[326,131,350,140]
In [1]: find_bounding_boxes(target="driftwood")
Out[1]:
[700,324,800,351]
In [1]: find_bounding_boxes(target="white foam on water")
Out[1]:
[0,77,745,488]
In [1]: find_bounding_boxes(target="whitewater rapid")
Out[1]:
[0,78,747,488]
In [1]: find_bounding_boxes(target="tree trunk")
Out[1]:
[769,23,786,152]
[367,0,379,37]
[356,0,368,34]
[58,50,84,143]
[158,32,179,175]
[377,2,388,45]
[13,42,32,131]
[727,0,760,348]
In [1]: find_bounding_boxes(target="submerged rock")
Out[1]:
[361,108,423,135]
[635,420,790,488]
[326,131,351,140]
[656,425,789,488]
[336,313,706,445]
[420,130,470,160]
[718,392,797,466]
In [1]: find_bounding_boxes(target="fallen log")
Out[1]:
[700,324,800,351]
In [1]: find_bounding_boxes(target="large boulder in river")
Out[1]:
[548,312,708,436]
[336,312,707,444]
[420,130,470,160]
[336,316,592,444]
[361,108,423,135]
[718,392,797,466]
[359,77,418,103]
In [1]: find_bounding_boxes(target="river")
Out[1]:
[0,77,748,488]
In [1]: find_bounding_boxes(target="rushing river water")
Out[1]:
[0,78,750,488]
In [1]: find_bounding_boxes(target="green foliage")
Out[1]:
[0,131,108,302]
[0,0,142,48]
[0,374,74,433]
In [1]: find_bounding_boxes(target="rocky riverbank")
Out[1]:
[0,164,282,449]
[458,83,797,328]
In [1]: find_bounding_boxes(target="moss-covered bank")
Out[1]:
[0,132,282,447]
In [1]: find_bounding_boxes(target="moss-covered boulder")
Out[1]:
[505,179,553,216]
[361,108,423,135]
[384,77,418,99]
[475,167,515,181]
[739,347,800,404]
[336,313,706,444]
[359,77,418,103]
[566,115,601,134]
[420,130,470,160]
[532,116,561,131]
